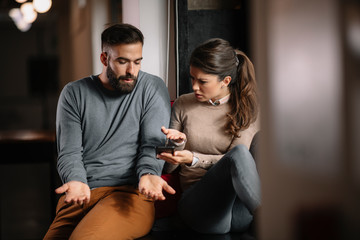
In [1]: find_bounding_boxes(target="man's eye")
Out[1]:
[119,60,127,64]
[134,61,141,65]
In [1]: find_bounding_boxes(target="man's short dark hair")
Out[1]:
[101,23,144,51]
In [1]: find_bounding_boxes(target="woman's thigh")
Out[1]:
[69,186,154,240]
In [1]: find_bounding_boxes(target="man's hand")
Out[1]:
[55,180,91,205]
[138,174,175,201]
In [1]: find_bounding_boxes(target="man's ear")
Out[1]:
[100,52,108,66]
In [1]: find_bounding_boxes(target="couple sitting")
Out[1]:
[44,23,260,240]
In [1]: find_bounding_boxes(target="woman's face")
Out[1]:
[190,66,230,102]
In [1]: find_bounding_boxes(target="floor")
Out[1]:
[140,231,256,240]
[140,215,257,240]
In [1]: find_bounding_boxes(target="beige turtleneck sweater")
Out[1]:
[164,92,259,191]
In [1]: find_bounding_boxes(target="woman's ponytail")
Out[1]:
[225,51,258,137]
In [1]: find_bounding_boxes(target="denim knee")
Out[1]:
[226,144,253,164]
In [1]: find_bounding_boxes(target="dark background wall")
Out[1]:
[0,1,69,239]
[177,0,249,95]
[0,20,59,130]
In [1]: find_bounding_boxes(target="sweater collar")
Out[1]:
[208,94,230,106]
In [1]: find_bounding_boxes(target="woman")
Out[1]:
[157,38,260,234]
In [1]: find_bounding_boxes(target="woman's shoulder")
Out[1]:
[173,93,197,106]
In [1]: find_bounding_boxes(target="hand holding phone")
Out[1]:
[155,146,175,157]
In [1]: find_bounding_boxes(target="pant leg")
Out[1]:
[69,185,154,240]
[43,195,87,240]
[231,198,253,232]
[178,144,260,234]
[230,144,261,212]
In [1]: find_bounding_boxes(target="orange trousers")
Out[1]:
[44,185,154,240]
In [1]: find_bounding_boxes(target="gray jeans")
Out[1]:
[178,144,261,234]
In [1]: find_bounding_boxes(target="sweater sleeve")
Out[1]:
[192,120,259,169]
[56,84,88,185]
[162,98,185,173]
[136,77,171,179]
[191,152,224,169]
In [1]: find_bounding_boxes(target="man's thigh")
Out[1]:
[43,195,85,240]
[70,186,155,240]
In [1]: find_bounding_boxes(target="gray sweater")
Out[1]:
[56,71,171,189]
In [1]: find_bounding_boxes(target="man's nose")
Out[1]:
[126,62,135,75]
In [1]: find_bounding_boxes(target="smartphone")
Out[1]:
[155,146,175,156]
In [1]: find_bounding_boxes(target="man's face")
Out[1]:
[105,42,143,93]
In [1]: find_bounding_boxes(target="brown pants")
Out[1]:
[44,185,154,240]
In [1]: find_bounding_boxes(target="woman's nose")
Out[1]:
[192,80,199,91]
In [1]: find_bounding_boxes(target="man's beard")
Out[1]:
[106,65,138,94]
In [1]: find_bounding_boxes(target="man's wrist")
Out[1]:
[140,172,156,178]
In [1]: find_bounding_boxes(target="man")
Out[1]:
[44,23,175,239]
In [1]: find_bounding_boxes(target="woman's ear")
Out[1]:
[222,76,232,87]
[100,52,108,66]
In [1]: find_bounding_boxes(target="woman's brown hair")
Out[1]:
[190,38,258,137]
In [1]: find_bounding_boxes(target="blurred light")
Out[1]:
[33,0,52,13]
[9,8,31,32]
[20,2,34,15]
[9,8,21,20]
[15,0,27,3]
[22,3,37,23]
[15,18,32,32]
[23,9,37,23]
[20,2,37,23]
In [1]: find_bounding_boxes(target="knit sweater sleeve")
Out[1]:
[56,83,88,185]
[162,97,184,174]
[192,120,259,169]
[136,76,171,179]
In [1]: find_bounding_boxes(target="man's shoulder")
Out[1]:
[65,76,93,88]
[138,71,164,86]
[137,71,168,96]
[61,76,95,94]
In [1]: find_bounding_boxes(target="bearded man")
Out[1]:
[44,23,174,240]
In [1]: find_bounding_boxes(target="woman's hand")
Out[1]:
[157,150,194,165]
[161,126,186,144]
